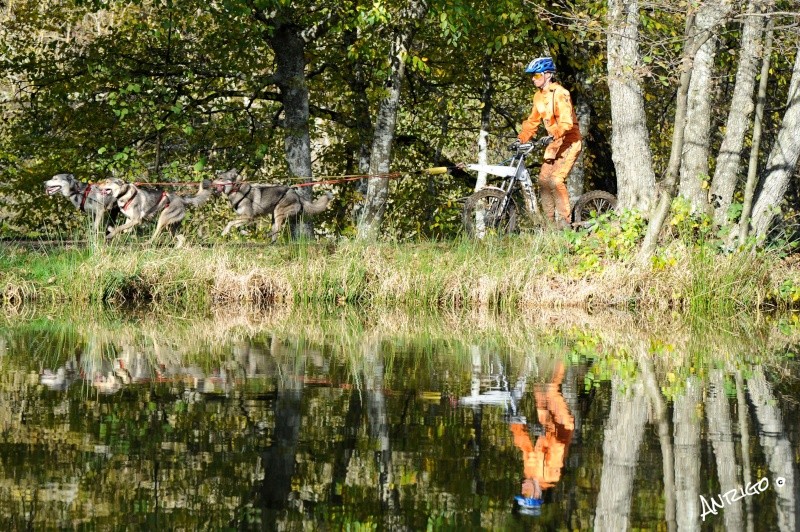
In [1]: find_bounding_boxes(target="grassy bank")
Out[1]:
[2,231,799,316]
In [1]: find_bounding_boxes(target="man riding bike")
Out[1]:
[515,57,582,229]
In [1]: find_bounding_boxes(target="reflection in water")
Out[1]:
[510,362,574,516]
[594,372,647,530]
[0,310,798,529]
[673,375,702,532]
[748,367,797,532]
[707,369,744,531]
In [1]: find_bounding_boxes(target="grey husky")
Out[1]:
[44,173,120,232]
[98,178,213,243]
[211,168,332,241]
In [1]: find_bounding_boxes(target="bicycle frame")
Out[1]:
[467,143,537,216]
[462,140,617,236]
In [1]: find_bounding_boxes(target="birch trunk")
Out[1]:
[606,0,656,212]
[638,11,707,261]
[679,0,732,214]
[593,374,647,531]
[343,29,374,225]
[472,60,493,238]
[738,18,774,245]
[706,370,744,530]
[356,0,429,240]
[476,60,493,193]
[750,40,800,240]
[710,0,766,225]
[673,377,702,532]
[747,368,796,532]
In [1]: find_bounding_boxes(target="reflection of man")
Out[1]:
[512,362,575,515]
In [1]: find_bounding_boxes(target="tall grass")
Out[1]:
[0,233,797,316]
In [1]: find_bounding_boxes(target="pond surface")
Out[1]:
[0,310,798,530]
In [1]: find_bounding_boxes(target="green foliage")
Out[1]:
[668,196,714,244]
[777,278,800,304]
[565,209,646,273]
[1,0,799,244]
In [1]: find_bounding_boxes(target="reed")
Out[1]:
[0,234,796,315]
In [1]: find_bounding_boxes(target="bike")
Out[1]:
[461,140,617,237]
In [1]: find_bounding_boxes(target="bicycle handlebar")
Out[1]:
[510,142,535,155]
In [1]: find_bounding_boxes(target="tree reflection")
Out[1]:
[593,372,648,530]
[258,337,304,514]
[748,367,797,532]
[707,369,744,530]
[673,375,702,531]
[0,309,797,529]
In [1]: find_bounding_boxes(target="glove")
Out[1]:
[538,136,554,147]
[509,139,521,150]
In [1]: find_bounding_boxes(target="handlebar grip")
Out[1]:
[421,167,449,175]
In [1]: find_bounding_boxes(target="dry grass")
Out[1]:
[0,236,796,316]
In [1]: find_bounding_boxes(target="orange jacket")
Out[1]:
[518,82,581,159]
[510,363,575,490]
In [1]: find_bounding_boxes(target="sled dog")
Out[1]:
[211,168,331,241]
[44,173,120,232]
[99,178,213,242]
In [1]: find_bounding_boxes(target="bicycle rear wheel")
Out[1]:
[572,190,617,224]
[463,189,518,237]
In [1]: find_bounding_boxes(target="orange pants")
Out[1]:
[539,139,582,223]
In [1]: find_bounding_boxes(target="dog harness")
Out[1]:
[79,184,92,212]
[230,182,252,211]
[121,186,138,212]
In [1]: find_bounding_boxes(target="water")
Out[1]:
[0,309,797,530]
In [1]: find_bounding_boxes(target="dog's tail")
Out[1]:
[300,192,333,215]
[184,179,214,208]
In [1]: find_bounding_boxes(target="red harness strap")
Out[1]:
[122,188,138,212]
[80,184,92,211]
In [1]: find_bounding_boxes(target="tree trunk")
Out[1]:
[747,368,796,532]
[568,94,590,202]
[638,11,707,262]
[593,374,647,530]
[606,0,656,212]
[738,18,774,245]
[706,370,744,530]
[473,60,493,238]
[679,0,732,214]
[356,0,429,240]
[673,377,702,531]
[749,39,800,240]
[268,22,314,238]
[710,0,766,225]
[476,60,493,193]
[344,29,375,225]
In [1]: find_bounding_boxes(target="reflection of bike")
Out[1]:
[462,141,617,237]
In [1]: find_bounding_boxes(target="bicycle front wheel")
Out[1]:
[463,189,518,237]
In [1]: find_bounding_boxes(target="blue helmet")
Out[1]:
[515,495,543,516]
[525,57,556,74]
